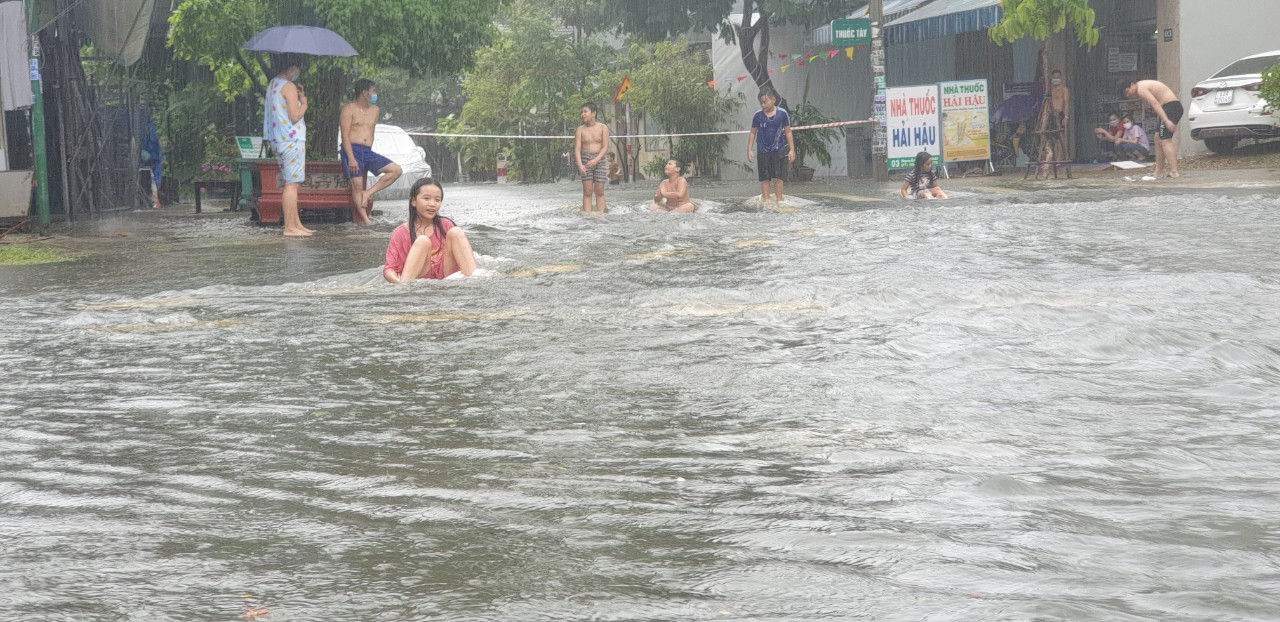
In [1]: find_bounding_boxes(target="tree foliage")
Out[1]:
[449,1,616,181]
[614,41,742,177]
[168,0,506,99]
[1261,63,1280,114]
[988,0,1099,45]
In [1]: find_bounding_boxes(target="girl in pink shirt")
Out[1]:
[383,178,477,283]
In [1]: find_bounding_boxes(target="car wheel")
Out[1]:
[1204,137,1238,155]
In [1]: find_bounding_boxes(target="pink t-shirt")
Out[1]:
[383,219,455,280]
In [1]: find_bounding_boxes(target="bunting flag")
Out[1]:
[707,45,865,89]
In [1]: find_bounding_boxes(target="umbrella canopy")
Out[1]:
[242,25,358,57]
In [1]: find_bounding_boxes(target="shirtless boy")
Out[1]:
[652,159,695,213]
[574,102,610,213]
[1123,79,1183,179]
[340,79,403,224]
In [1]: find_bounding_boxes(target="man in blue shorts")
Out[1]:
[340,79,402,224]
[747,88,795,206]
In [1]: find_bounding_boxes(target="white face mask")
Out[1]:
[1051,78,1063,86]
[1123,122,1133,130]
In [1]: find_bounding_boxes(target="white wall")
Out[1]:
[1172,0,1278,155]
[712,15,867,180]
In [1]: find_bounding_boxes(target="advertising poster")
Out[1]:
[939,79,991,164]
[886,85,940,169]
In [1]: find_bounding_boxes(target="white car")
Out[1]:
[336,124,432,198]
[1187,49,1280,154]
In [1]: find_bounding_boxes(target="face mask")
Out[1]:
[1051,78,1062,86]
[369,93,379,104]
[288,70,300,82]
[1123,122,1133,130]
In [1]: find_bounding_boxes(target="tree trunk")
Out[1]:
[1036,43,1053,165]
[739,0,784,107]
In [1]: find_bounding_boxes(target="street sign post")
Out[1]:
[832,18,871,47]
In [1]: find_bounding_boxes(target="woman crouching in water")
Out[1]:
[383,178,477,283]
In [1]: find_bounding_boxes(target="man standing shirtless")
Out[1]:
[340,79,402,224]
[1123,79,1182,179]
[1049,69,1071,156]
[574,102,610,213]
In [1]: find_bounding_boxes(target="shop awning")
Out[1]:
[884,0,1002,46]
[850,0,933,21]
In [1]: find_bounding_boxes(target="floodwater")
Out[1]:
[3,182,1279,621]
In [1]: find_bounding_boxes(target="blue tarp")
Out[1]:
[884,0,1002,46]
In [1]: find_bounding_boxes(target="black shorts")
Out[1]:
[757,150,788,181]
[1158,101,1184,140]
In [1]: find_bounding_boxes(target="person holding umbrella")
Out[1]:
[263,53,312,236]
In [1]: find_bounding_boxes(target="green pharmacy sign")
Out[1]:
[831,18,871,47]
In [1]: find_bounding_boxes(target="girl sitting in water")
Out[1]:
[383,178,477,283]
[899,151,948,200]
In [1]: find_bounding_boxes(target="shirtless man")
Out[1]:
[340,79,403,224]
[1123,79,1183,179]
[652,159,695,213]
[1049,70,1070,129]
[574,102,610,213]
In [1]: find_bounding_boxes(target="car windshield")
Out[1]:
[1211,55,1280,79]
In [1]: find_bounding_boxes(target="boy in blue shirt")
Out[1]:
[747,88,795,205]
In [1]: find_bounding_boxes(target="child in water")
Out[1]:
[899,151,948,200]
[652,159,695,213]
[383,178,477,283]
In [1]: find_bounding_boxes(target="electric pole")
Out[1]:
[870,0,889,181]
[25,0,50,234]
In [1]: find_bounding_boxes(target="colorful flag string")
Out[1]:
[709,46,859,87]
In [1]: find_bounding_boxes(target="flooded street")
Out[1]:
[3,182,1279,620]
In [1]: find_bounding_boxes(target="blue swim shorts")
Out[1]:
[340,143,395,179]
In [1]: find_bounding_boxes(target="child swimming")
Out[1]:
[383,178,477,283]
[899,151,948,200]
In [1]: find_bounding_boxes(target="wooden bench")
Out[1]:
[193,180,241,214]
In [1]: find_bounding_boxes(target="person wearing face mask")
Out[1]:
[263,54,312,237]
[1093,111,1124,161]
[1106,113,1150,160]
[1049,70,1070,131]
[340,79,402,225]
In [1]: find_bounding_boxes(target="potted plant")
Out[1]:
[789,102,840,182]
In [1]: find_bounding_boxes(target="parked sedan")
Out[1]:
[1187,50,1280,154]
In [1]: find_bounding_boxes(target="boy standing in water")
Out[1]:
[574,103,610,213]
[747,88,794,206]
[652,159,695,213]
[340,79,402,224]
[1123,79,1183,179]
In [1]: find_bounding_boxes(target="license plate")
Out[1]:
[1215,90,1234,105]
